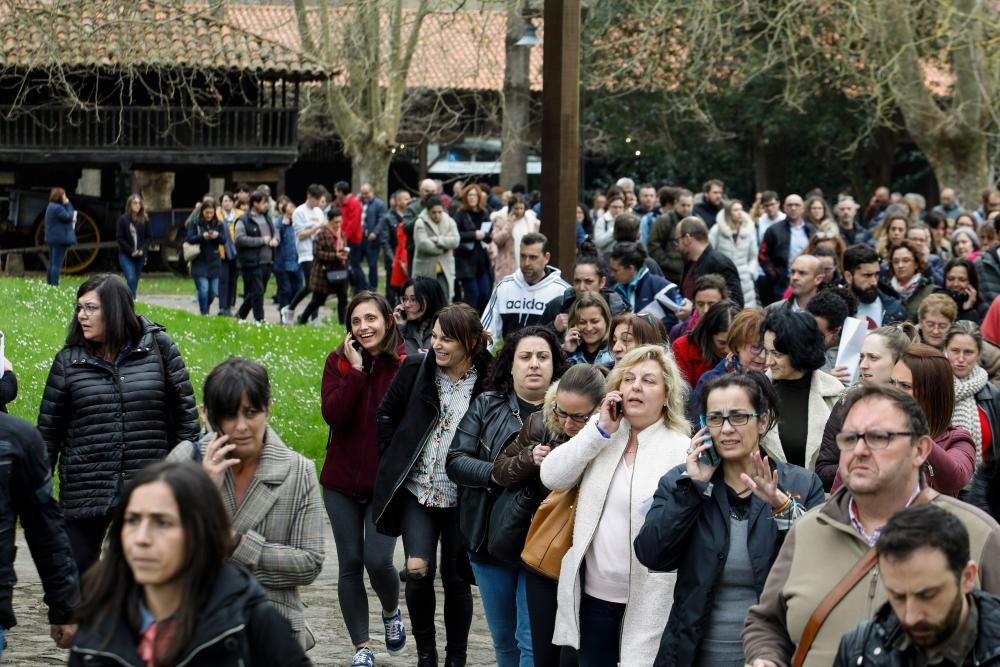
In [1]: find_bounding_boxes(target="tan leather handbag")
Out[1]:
[520,486,578,580]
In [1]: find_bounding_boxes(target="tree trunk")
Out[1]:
[350,145,393,200]
[916,137,992,212]
[500,0,531,191]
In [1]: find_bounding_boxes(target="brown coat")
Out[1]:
[492,386,570,489]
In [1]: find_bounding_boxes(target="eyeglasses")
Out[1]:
[401,295,419,303]
[552,405,592,425]
[835,430,914,450]
[921,321,950,332]
[705,412,760,428]
[749,343,766,357]
[74,303,101,316]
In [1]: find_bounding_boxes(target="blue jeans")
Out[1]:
[273,269,302,309]
[193,276,219,315]
[470,558,533,667]
[0,624,5,657]
[460,272,492,312]
[47,243,69,285]
[118,252,145,298]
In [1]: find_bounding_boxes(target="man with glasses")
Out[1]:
[743,384,1000,667]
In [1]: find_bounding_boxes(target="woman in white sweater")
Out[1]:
[709,200,759,308]
[540,344,690,666]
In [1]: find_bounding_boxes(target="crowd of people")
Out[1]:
[7,175,1000,666]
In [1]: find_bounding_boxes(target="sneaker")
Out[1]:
[383,608,407,655]
[279,305,293,324]
[308,317,324,327]
[351,647,376,667]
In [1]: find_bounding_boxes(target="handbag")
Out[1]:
[182,241,200,262]
[326,268,349,283]
[520,485,578,580]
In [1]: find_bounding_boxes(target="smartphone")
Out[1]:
[609,399,622,421]
[350,338,362,352]
[698,415,721,466]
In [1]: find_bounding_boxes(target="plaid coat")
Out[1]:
[169,427,325,645]
[309,226,349,294]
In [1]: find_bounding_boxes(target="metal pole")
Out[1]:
[540,0,580,277]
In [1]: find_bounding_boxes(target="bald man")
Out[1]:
[765,254,823,315]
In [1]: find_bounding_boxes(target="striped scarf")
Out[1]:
[954,365,987,463]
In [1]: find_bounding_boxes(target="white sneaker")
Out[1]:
[309,317,324,327]
[279,306,293,324]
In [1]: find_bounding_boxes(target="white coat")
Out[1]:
[540,417,689,666]
[803,369,844,470]
[709,209,759,308]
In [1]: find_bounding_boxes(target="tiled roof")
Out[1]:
[222,4,544,92]
[0,0,329,80]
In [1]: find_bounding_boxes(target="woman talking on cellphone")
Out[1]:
[634,371,825,666]
[320,292,408,667]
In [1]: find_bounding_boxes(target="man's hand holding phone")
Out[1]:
[686,426,719,482]
[597,391,624,436]
[202,434,238,488]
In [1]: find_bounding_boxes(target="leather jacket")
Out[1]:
[834,589,1000,667]
[446,390,526,555]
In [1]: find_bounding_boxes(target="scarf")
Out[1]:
[890,273,922,302]
[954,365,987,463]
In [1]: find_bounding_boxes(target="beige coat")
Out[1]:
[490,207,539,281]
[804,370,844,470]
[540,417,689,665]
[412,208,460,300]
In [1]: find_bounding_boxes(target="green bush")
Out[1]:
[0,277,343,467]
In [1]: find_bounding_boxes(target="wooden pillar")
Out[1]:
[540,0,580,277]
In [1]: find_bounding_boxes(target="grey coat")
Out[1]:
[412,208,460,300]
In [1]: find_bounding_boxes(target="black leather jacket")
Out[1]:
[0,412,78,629]
[834,590,1000,667]
[68,564,310,667]
[446,390,525,555]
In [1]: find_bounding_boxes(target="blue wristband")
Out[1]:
[595,423,611,439]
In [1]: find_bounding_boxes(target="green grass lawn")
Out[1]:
[0,277,343,466]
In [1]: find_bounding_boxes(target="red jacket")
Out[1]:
[391,223,408,287]
[320,346,403,498]
[672,334,714,387]
[340,194,363,245]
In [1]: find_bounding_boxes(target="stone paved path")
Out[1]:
[4,292,499,666]
[6,523,499,666]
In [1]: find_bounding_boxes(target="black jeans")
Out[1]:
[218,259,239,312]
[237,264,272,322]
[525,569,578,667]
[322,489,400,646]
[289,260,313,311]
[400,490,472,657]
[64,511,114,577]
[577,593,625,667]
[298,281,348,324]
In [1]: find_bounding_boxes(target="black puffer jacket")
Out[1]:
[372,350,492,537]
[834,589,1000,667]
[38,316,198,520]
[446,390,525,555]
[68,564,311,667]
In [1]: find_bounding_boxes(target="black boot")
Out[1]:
[444,652,466,667]
[417,648,438,667]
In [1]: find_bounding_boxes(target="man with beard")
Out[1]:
[844,244,907,327]
[742,384,1000,667]
[835,504,1000,666]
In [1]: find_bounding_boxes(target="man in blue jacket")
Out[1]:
[359,183,387,292]
[609,242,692,331]
[0,412,79,658]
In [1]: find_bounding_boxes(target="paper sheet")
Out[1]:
[835,317,867,384]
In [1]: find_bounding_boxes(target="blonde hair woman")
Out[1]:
[540,344,690,665]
